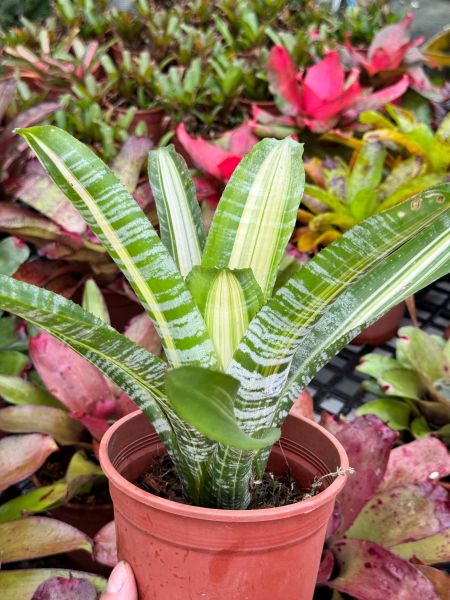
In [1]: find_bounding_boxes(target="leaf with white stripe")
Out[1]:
[202,137,304,299]
[148,145,205,277]
[0,274,173,449]
[207,186,450,507]
[187,267,263,370]
[16,126,216,369]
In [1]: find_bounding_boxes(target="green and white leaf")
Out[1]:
[148,145,205,277]
[17,126,216,369]
[202,137,305,299]
[187,267,263,370]
[165,366,280,451]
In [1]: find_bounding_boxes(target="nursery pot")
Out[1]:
[352,302,405,346]
[100,410,348,600]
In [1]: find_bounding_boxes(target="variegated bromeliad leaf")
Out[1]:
[0,125,448,508]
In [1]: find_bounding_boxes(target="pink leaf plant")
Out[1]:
[317,413,450,598]
[344,13,449,103]
[176,122,258,205]
[29,313,161,442]
[266,46,409,133]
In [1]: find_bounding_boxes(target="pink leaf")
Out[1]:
[70,413,110,441]
[94,520,118,567]
[367,13,423,75]
[331,415,398,537]
[221,122,258,156]
[329,539,439,600]
[111,137,152,193]
[31,577,97,600]
[29,333,116,418]
[4,160,87,234]
[176,124,232,181]
[303,52,346,108]
[346,482,450,547]
[124,312,161,356]
[267,45,303,117]
[380,436,450,491]
[352,75,409,113]
[0,433,58,492]
[317,549,335,584]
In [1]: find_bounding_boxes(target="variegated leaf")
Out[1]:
[17,126,216,369]
[187,267,263,370]
[202,137,304,299]
[148,145,205,277]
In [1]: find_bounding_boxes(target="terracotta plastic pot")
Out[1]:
[352,302,405,346]
[100,410,348,600]
[114,105,167,144]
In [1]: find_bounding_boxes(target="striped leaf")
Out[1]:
[148,145,205,277]
[206,187,450,507]
[187,267,263,370]
[202,137,305,299]
[0,275,215,501]
[0,274,172,448]
[17,126,216,369]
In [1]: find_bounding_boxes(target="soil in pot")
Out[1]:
[100,411,348,600]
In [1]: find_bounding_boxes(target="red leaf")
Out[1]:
[331,415,398,536]
[29,333,116,418]
[176,123,233,181]
[380,436,450,491]
[267,45,303,116]
[31,577,97,600]
[329,539,439,600]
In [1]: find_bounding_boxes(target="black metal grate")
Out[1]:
[309,275,450,418]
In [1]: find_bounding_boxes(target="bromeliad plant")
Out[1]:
[0,126,448,510]
[356,326,450,442]
[295,136,450,252]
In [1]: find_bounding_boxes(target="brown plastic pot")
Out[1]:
[352,302,405,346]
[100,410,348,600]
[114,105,167,144]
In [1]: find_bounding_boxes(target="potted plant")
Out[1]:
[0,125,448,599]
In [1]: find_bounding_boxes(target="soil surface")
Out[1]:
[135,453,324,508]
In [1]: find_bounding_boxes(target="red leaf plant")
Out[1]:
[29,312,160,442]
[343,13,449,104]
[266,46,409,133]
[317,413,450,599]
[176,122,258,205]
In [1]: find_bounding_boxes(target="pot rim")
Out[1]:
[100,410,349,521]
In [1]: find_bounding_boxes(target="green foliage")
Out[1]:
[356,327,450,442]
[1,126,448,510]
[0,0,51,29]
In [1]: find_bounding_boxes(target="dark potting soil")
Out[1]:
[135,453,322,508]
[36,447,111,506]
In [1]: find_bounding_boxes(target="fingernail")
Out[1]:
[106,561,128,593]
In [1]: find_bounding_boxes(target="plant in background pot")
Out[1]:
[0,125,448,599]
[355,326,450,443]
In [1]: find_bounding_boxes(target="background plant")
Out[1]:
[355,326,450,443]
